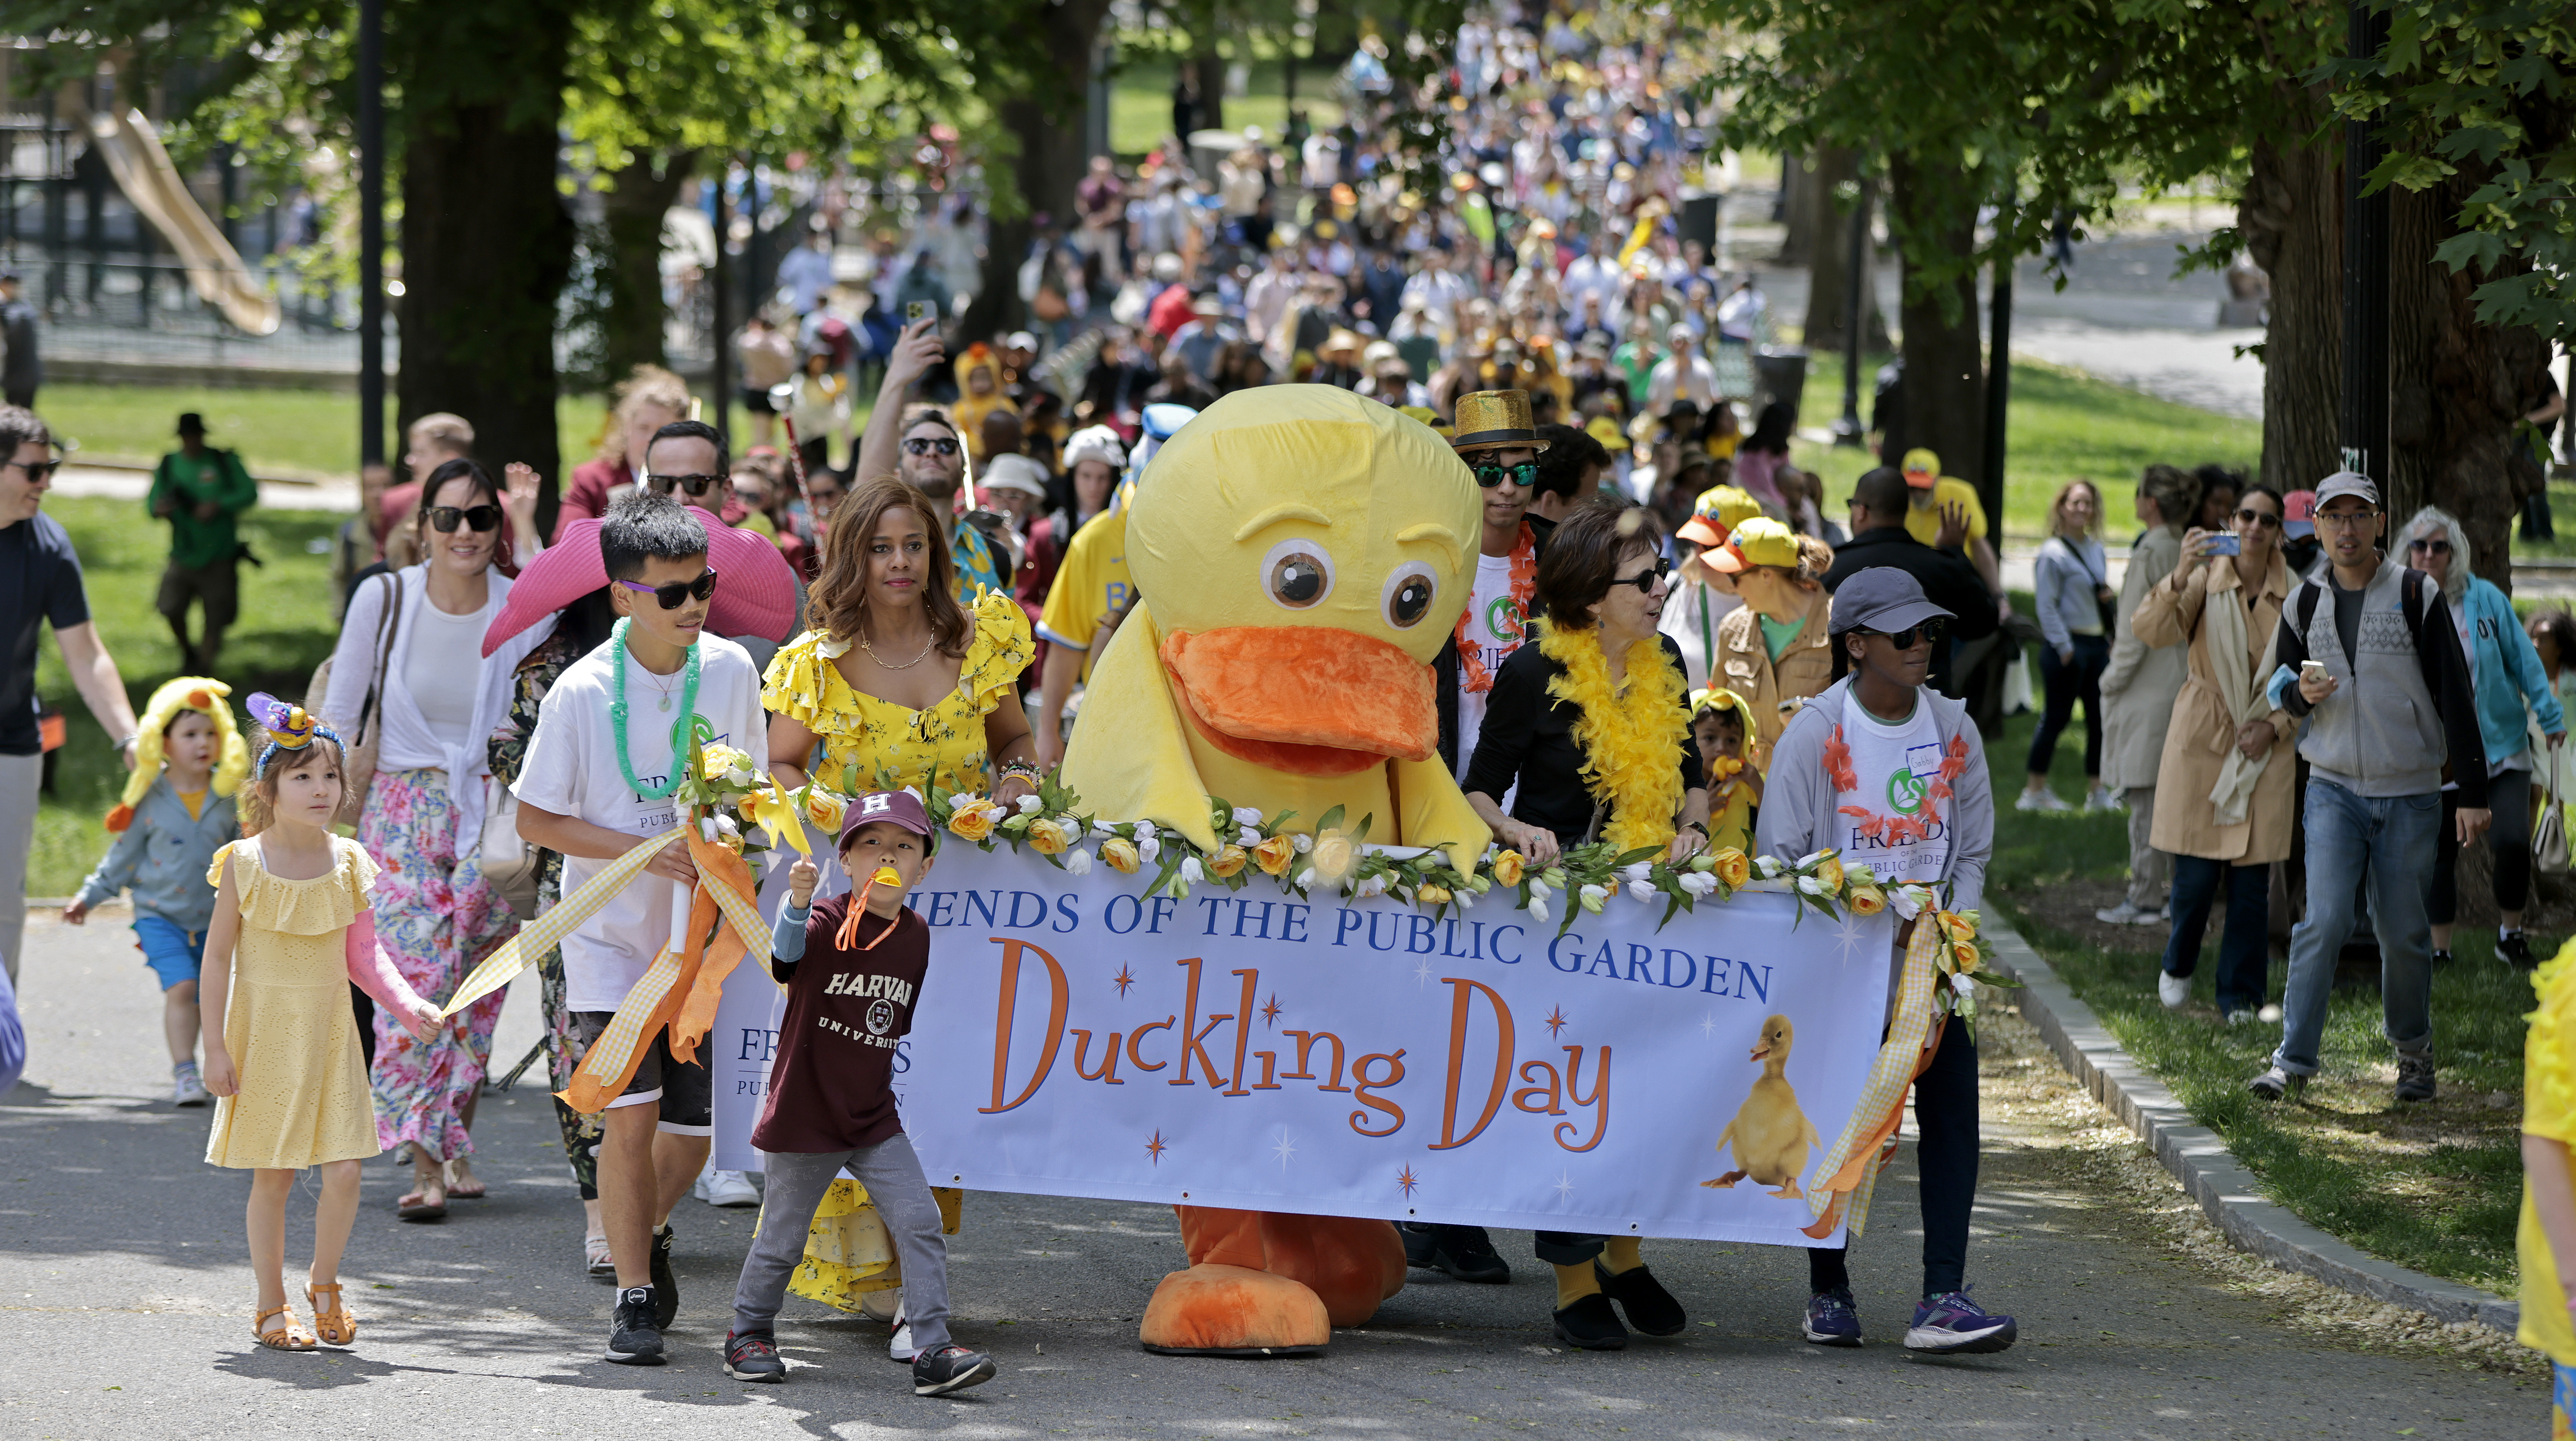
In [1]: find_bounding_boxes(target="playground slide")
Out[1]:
[82,106,281,337]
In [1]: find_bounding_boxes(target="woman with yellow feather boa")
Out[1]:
[1459,498,1709,1351]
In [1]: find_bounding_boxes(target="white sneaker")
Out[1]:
[2016,789,2074,814]
[2094,901,2149,925]
[2084,787,2123,813]
[2157,970,2191,1009]
[888,1299,919,1363]
[172,1063,209,1107]
[696,1167,759,1208]
[2258,1003,2284,1024]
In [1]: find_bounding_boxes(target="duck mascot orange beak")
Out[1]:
[1159,626,1437,777]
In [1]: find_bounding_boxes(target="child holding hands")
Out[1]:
[64,678,248,1107]
[201,694,442,1352]
[722,790,996,1397]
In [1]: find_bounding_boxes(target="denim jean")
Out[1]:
[1808,1013,1978,1298]
[2028,634,2110,779]
[2271,779,2441,1076]
[2163,855,2269,1015]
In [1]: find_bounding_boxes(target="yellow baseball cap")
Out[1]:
[1677,484,1765,549]
[1901,447,1942,488]
[1710,516,1800,573]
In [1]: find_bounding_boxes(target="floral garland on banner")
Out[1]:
[1534,618,1687,854]
[1454,522,1540,695]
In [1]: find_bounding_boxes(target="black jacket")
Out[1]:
[1822,526,1997,697]
[1461,631,1704,847]
[1436,515,1554,774]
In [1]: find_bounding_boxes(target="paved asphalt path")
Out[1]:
[1,904,2543,1439]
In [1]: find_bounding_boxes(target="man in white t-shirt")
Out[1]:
[515,492,771,1367]
[1754,567,2013,1360]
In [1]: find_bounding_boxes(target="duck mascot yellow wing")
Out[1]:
[1057,385,1491,1357]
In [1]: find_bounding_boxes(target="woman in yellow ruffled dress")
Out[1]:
[762,473,1040,1341]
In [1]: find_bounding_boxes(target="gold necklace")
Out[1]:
[858,627,937,671]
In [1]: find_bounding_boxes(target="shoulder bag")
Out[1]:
[307,572,404,831]
[2538,747,2571,876]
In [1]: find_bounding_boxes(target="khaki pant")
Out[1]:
[2125,786,2170,910]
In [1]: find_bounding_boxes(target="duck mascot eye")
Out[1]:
[1057,385,1491,1356]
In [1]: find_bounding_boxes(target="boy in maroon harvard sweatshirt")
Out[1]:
[722,790,997,1396]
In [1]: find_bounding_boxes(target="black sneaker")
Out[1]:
[1550,1292,1628,1351]
[1594,1261,1686,1336]
[2430,948,2454,968]
[2500,932,2537,969]
[2396,1052,2437,1103]
[912,1344,997,1396]
[650,1224,678,1329]
[607,1286,666,1365]
[725,1328,785,1382]
[1400,1223,1512,1283]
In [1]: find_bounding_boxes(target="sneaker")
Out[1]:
[1803,1287,1863,1347]
[2157,970,2190,1009]
[888,1299,918,1364]
[912,1344,997,1396]
[2246,1065,2304,1101]
[2225,1007,2261,1027]
[2084,787,2123,813]
[172,1062,210,1107]
[2093,900,2158,926]
[2500,932,2537,969]
[2016,789,2074,814]
[2396,1052,2437,1103]
[650,1224,678,1329]
[725,1328,785,1382]
[2430,948,2454,968]
[607,1286,666,1365]
[1905,1288,2017,1355]
[697,1168,760,1208]
[1401,1223,1512,1283]
[1550,1292,1628,1351]
[2258,1003,2284,1024]
[1594,1261,1685,1336]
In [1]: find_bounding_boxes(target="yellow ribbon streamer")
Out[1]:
[440,830,672,1017]
[561,833,778,1113]
[1798,916,1945,1240]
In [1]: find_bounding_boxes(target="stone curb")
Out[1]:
[1982,914,2521,1333]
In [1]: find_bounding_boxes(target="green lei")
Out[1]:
[610,618,701,800]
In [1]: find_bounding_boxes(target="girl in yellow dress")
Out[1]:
[201,695,439,1352]
[763,475,1039,1346]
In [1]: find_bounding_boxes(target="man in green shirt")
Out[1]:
[149,412,258,673]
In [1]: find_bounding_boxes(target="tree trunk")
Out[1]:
[595,149,694,383]
[1189,45,1226,137]
[1774,151,1815,267]
[1802,148,1887,354]
[1889,153,1984,485]
[396,23,575,536]
[2239,129,2342,499]
[965,0,1115,342]
[2388,172,2548,586]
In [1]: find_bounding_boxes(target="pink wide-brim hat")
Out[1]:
[482,514,801,657]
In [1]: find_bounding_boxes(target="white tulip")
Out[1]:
[1627,879,1658,902]
[1064,849,1094,876]
[1529,896,1552,923]
[1296,867,1318,890]
[1232,806,1265,826]
[1293,833,1314,853]
[1016,793,1043,815]
[1179,856,1205,884]
[1239,825,1262,847]
[1620,862,1653,884]
[1137,834,1162,865]
[1357,874,1389,898]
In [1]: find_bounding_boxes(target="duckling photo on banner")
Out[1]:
[711,842,1900,1251]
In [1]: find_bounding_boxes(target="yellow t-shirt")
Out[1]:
[1034,508,1133,683]
[2523,944,2576,1364]
[760,590,1035,798]
[176,789,206,822]
[1902,478,1988,548]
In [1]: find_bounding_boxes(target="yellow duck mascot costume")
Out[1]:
[1059,385,1491,1355]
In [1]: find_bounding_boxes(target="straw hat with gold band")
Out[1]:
[1450,389,1551,455]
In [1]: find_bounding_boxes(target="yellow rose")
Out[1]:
[1101,837,1142,874]
[947,800,1000,843]
[1709,847,1751,889]
[1951,941,1981,974]
[1417,883,1453,906]
[1847,885,1887,916]
[803,788,848,834]
[1028,817,1071,855]
[699,743,744,780]
[1207,844,1249,879]
[1309,829,1356,886]
[1813,855,1844,892]
[1251,834,1298,877]
[1491,850,1526,887]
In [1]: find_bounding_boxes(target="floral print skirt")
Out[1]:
[361,767,514,1162]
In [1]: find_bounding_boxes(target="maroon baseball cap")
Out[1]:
[839,790,935,849]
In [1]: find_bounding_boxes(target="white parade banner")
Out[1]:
[715,843,1896,1249]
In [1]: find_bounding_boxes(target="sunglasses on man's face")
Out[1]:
[2410,537,2452,556]
[617,568,720,610]
[1862,618,1950,650]
[2236,508,2283,531]
[427,504,502,533]
[1472,460,1541,490]
[902,437,961,458]
[1606,556,1673,594]
[648,472,725,498]
[6,458,59,484]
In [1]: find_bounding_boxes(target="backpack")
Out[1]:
[2292,566,2451,704]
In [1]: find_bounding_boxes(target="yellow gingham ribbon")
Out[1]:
[440,831,671,1017]
[1800,915,1944,1240]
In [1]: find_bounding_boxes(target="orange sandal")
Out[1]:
[253,1302,316,1351]
[307,1283,356,1346]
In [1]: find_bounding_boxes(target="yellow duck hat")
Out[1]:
[1689,685,1760,739]
[106,677,247,832]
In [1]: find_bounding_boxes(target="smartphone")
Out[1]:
[2300,659,2328,683]
[907,301,934,326]
[2205,532,2241,556]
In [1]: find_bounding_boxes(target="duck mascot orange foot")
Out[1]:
[1058,385,1492,1355]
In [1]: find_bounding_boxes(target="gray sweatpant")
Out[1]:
[731,1131,951,1351]
[2125,786,2171,911]
[0,751,40,982]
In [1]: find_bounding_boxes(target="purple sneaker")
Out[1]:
[1802,1287,1862,1347]
[1904,1287,2017,1355]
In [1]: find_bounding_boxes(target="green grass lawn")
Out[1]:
[1788,352,2265,545]
[1985,699,2531,1293]
[1109,52,1346,158]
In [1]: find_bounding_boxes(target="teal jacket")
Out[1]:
[2458,576,2564,765]
[73,776,238,936]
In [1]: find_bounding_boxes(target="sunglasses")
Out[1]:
[6,458,59,484]
[2409,537,2452,555]
[902,437,961,458]
[1860,618,1950,650]
[427,504,502,533]
[1472,460,1541,490]
[648,472,725,498]
[617,568,720,610]
[1606,556,1673,594]
[2236,508,2283,530]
